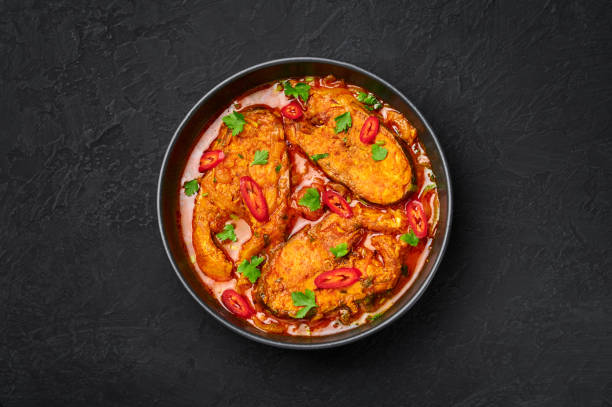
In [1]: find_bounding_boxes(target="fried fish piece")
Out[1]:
[254,205,408,318]
[284,86,416,205]
[193,107,290,281]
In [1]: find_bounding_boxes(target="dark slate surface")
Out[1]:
[1,0,611,405]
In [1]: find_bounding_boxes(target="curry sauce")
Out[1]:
[178,76,439,336]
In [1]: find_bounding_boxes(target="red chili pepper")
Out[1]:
[221,289,255,318]
[240,176,269,222]
[199,150,225,172]
[315,267,362,289]
[281,101,303,120]
[322,190,353,218]
[406,200,428,238]
[359,116,379,144]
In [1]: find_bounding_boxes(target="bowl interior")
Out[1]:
[158,58,451,349]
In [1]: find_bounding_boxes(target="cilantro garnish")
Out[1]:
[422,183,437,193]
[310,153,329,163]
[367,313,384,321]
[251,149,269,166]
[357,92,383,110]
[330,242,348,258]
[222,112,246,136]
[283,81,310,103]
[291,289,317,318]
[371,143,388,161]
[275,164,281,173]
[237,255,265,283]
[334,112,352,134]
[400,229,419,247]
[298,188,321,211]
[183,179,199,196]
[215,223,237,243]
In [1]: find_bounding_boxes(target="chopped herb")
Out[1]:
[422,183,437,193]
[346,196,351,203]
[298,188,321,211]
[357,92,383,110]
[334,112,352,134]
[304,76,314,82]
[310,153,329,163]
[238,153,244,159]
[330,242,348,258]
[400,229,419,247]
[202,192,209,197]
[291,289,317,318]
[183,179,199,196]
[401,264,409,276]
[251,149,269,166]
[222,112,246,136]
[375,140,385,146]
[342,137,348,144]
[368,313,384,321]
[275,164,281,173]
[237,255,264,283]
[215,223,237,242]
[408,184,418,192]
[213,176,217,183]
[230,214,239,220]
[283,81,310,103]
[275,83,283,92]
[371,143,388,161]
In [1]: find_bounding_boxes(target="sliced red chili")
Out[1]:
[359,116,379,144]
[199,150,225,172]
[221,289,254,318]
[323,190,353,218]
[406,200,428,238]
[240,176,269,222]
[281,101,303,120]
[315,267,362,289]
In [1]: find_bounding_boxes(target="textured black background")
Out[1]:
[2,0,611,405]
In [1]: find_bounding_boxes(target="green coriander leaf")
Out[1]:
[238,153,244,159]
[368,313,384,322]
[284,81,311,103]
[222,112,246,136]
[304,76,315,82]
[371,143,388,161]
[298,188,321,212]
[251,149,269,166]
[375,140,385,146]
[230,214,239,220]
[215,223,237,242]
[329,242,348,258]
[334,112,352,134]
[342,137,348,144]
[400,229,419,247]
[401,264,409,276]
[275,164,281,173]
[237,255,265,283]
[357,92,382,110]
[407,183,418,192]
[310,153,329,163]
[291,289,317,318]
[202,192,209,197]
[183,179,199,196]
[422,183,437,193]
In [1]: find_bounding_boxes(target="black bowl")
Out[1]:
[157,57,452,349]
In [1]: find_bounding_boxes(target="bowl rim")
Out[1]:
[157,57,453,349]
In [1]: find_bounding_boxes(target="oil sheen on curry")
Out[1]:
[179,76,439,336]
